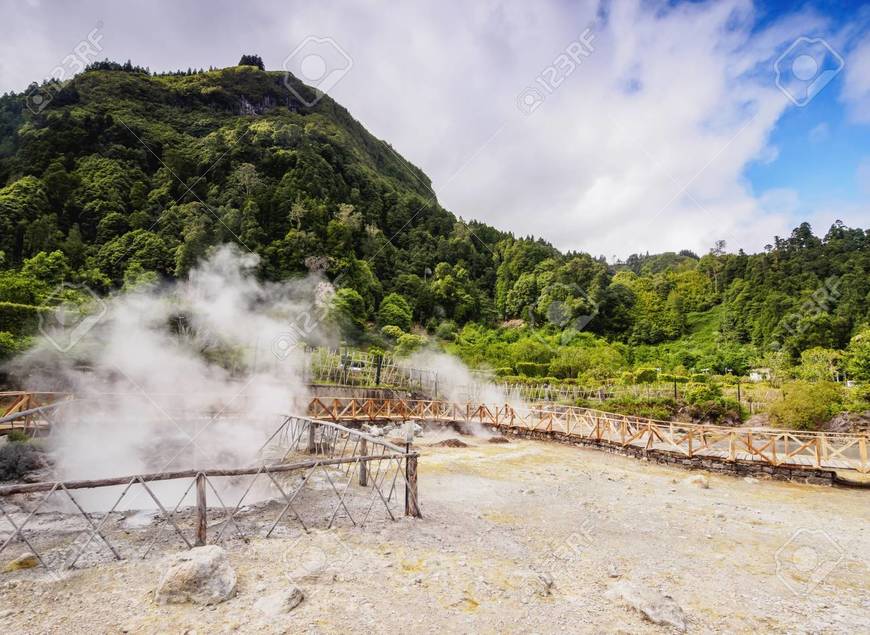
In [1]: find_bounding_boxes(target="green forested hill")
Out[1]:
[0,58,869,386]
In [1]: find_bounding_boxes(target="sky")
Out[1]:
[2,0,870,259]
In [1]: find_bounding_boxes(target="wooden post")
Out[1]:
[195,472,207,546]
[404,452,420,517]
[359,437,368,486]
[308,421,317,454]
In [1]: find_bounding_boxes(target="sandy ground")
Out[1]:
[1,431,868,634]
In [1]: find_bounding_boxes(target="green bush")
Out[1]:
[395,333,426,356]
[434,320,457,341]
[602,397,678,421]
[377,293,413,331]
[690,373,707,383]
[685,382,722,405]
[844,383,870,413]
[684,399,741,425]
[515,361,548,377]
[494,367,515,377]
[634,367,659,383]
[0,441,46,480]
[0,302,44,335]
[768,381,844,431]
[380,324,404,341]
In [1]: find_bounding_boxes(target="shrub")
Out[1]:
[395,333,425,356]
[685,382,722,405]
[380,324,404,341]
[768,381,844,431]
[603,397,678,421]
[515,361,548,377]
[634,367,659,384]
[690,373,707,383]
[0,441,45,480]
[377,293,413,331]
[684,399,741,425]
[434,320,457,341]
[494,367,515,377]
[0,302,44,335]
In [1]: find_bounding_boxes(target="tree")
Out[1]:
[330,288,367,341]
[238,54,265,70]
[377,293,413,331]
[846,329,870,381]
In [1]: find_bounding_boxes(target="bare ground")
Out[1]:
[1,431,868,634]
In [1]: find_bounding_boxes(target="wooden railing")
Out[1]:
[307,397,869,474]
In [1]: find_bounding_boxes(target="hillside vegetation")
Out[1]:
[1,59,869,412]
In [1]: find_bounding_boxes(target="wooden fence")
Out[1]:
[307,397,869,474]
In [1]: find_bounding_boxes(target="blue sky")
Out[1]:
[744,1,870,234]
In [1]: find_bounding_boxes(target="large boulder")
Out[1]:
[154,545,237,605]
[606,580,687,632]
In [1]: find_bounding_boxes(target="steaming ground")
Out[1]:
[1,430,867,634]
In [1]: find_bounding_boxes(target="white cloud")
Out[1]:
[0,0,845,257]
[841,35,870,123]
[809,122,830,143]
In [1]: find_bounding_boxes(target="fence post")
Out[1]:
[359,437,368,486]
[195,472,207,546]
[375,354,382,386]
[308,421,317,454]
[405,451,420,517]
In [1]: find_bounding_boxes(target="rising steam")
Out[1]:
[6,246,336,508]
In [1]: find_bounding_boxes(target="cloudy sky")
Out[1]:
[3,0,870,258]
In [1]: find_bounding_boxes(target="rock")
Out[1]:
[607,563,622,578]
[533,572,554,597]
[3,552,39,572]
[684,474,709,489]
[154,546,237,605]
[487,436,510,444]
[253,587,304,616]
[430,438,468,448]
[606,580,687,632]
[743,477,759,484]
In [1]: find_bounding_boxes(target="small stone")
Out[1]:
[253,587,304,616]
[606,580,687,632]
[684,474,709,489]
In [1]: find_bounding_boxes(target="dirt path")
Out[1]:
[1,433,868,633]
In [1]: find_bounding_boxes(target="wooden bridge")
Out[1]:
[3,391,867,474]
[307,397,870,475]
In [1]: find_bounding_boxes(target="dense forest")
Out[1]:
[1,57,869,402]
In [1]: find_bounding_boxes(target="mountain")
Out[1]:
[0,59,868,377]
